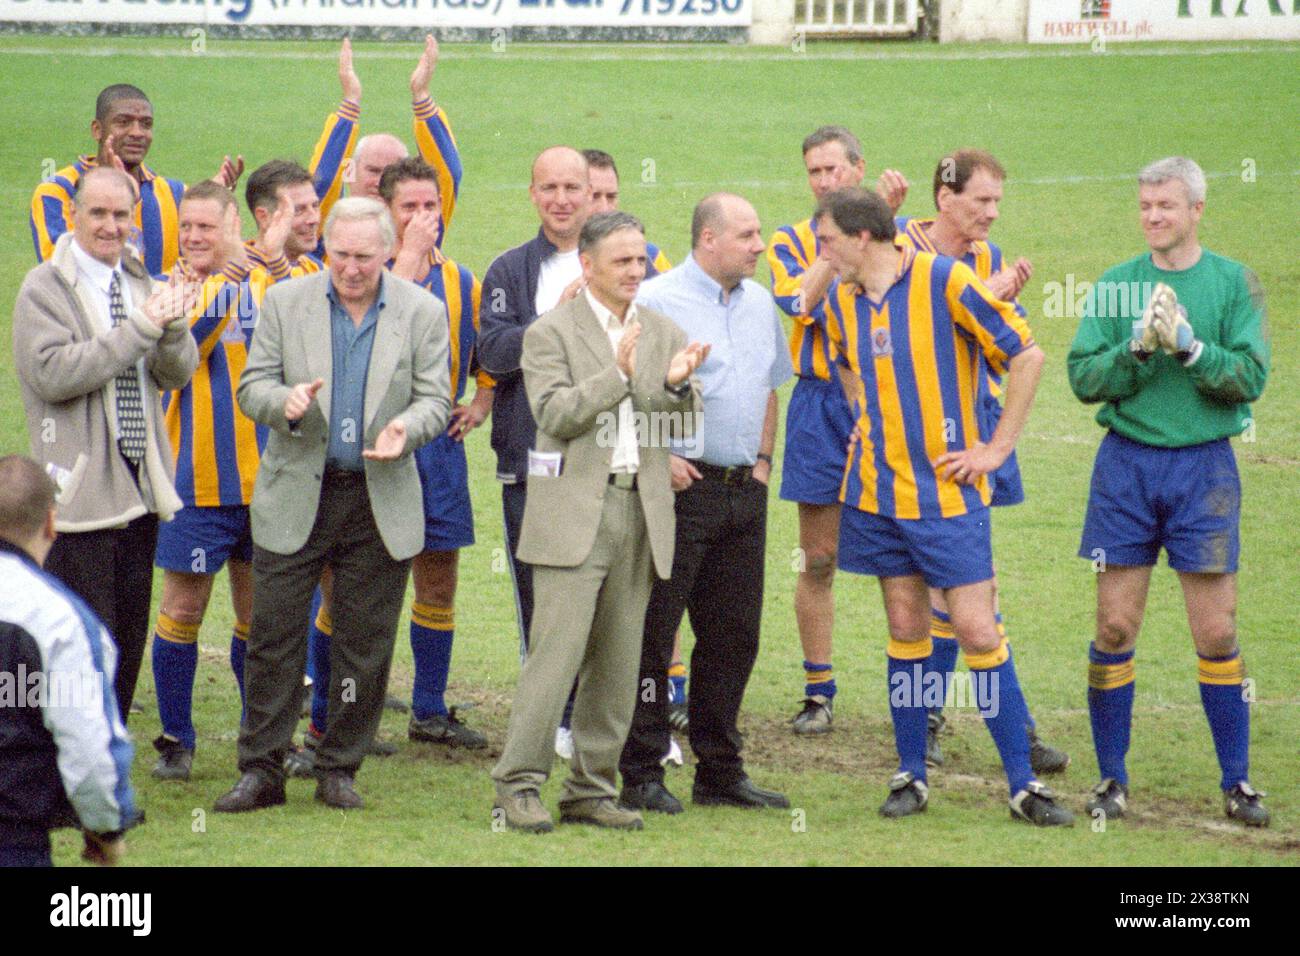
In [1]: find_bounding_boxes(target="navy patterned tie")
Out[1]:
[109,271,147,464]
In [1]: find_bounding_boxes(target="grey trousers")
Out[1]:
[492,484,654,805]
[239,471,411,782]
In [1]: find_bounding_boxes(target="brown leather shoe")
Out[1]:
[213,771,286,813]
[493,789,554,833]
[315,772,364,810]
[559,797,644,830]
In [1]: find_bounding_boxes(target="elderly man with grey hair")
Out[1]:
[215,197,451,813]
[1068,156,1271,828]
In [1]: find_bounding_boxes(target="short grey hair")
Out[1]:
[802,125,864,167]
[323,197,396,249]
[1138,156,1206,205]
[579,210,644,254]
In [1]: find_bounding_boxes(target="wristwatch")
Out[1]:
[664,377,691,399]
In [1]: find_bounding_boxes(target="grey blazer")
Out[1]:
[517,295,701,579]
[237,271,451,560]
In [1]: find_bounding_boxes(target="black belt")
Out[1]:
[695,462,753,486]
[608,472,638,490]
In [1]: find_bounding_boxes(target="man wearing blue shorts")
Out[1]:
[1067,156,1271,827]
[817,187,1071,825]
[767,126,908,734]
[894,149,1068,775]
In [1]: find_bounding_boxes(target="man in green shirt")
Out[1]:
[1067,156,1270,827]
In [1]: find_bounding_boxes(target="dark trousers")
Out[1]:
[502,481,534,658]
[44,513,159,720]
[238,471,410,782]
[0,839,52,868]
[619,474,768,788]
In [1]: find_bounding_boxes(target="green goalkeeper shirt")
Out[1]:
[1067,249,1269,448]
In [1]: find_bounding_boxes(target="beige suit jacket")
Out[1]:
[236,270,450,560]
[516,295,701,579]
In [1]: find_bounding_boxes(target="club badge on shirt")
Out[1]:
[871,327,893,358]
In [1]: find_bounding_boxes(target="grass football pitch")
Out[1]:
[0,35,1296,866]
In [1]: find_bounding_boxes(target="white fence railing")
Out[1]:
[794,0,919,36]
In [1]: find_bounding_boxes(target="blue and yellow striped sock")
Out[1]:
[966,639,1033,796]
[925,609,959,718]
[1087,643,1135,787]
[888,637,932,781]
[411,602,454,720]
[308,596,332,733]
[803,660,835,699]
[230,621,248,721]
[152,613,199,751]
[1198,651,1250,791]
[668,660,688,705]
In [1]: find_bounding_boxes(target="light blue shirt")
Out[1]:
[636,254,793,466]
[325,276,386,472]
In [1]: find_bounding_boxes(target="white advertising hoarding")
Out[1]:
[0,0,752,29]
[1029,1,1300,43]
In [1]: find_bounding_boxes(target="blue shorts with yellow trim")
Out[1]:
[155,503,253,573]
[837,505,994,589]
[1079,431,1239,573]
[415,431,475,553]
[779,376,856,506]
[980,394,1024,508]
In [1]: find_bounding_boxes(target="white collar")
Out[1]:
[585,288,637,331]
[70,239,122,294]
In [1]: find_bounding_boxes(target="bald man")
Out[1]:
[312,35,462,251]
[477,146,594,682]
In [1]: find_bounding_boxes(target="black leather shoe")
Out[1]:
[315,772,364,810]
[620,780,684,815]
[213,771,286,813]
[693,776,789,809]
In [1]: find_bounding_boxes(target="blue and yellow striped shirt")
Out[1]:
[647,241,672,276]
[160,257,289,508]
[412,96,462,246]
[826,248,1035,519]
[409,250,491,404]
[768,218,838,382]
[31,157,185,277]
[310,99,361,234]
[895,215,1023,402]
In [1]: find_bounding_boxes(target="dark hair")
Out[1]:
[579,210,644,254]
[378,157,440,203]
[582,149,618,179]
[815,187,896,242]
[245,160,313,214]
[801,125,863,166]
[0,456,57,544]
[932,149,1006,208]
[182,180,235,212]
[95,84,150,124]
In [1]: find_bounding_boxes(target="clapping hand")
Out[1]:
[984,257,1032,301]
[285,378,324,422]
[143,270,201,329]
[667,341,710,386]
[364,419,409,461]
[410,34,439,100]
[876,168,910,213]
[616,320,642,380]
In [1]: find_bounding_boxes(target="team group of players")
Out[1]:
[26,36,1272,833]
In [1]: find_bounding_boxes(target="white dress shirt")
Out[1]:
[584,288,640,475]
[70,238,134,330]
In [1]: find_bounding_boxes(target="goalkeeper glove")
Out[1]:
[1150,285,1200,363]
[1129,285,1164,357]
